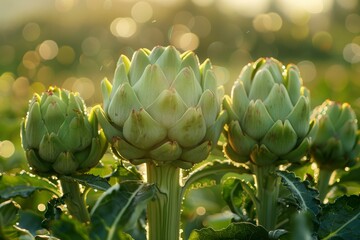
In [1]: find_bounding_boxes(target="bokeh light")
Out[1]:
[72,77,95,101]
[22,51,41,70]
[253,12,283,32]
[312,31,333,52]
[131,1,153,23]
[22,22,41,42]
[55,0,75,12]
[343,43,360,63]
[110,17,137,38]
[297,61,317,83]
[38,40,59,60]
[0,140,15,158]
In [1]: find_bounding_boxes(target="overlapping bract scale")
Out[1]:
[97,46,227,168]
[310,100,360,170]
[21,87,108,175]
[224,58,311,166]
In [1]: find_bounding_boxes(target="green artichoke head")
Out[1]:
[21,87,108,175]
[310,100,360,170]
[223,58,311,166]
[96,46,227,169]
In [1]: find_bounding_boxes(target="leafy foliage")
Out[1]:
[0,200,33,239]
[90,181,156,240]
[183,160,250,196]
[222,177,256,222]
[50,214,89,240]
[277,170,321,216]
[189,222,269,240]
[0,172,60,199]
[60,174,111,191]
[318,195,360,240]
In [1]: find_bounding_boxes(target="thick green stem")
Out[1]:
[317,168,333,203]
[60,178,90,223]
[146,163,182,240]
[252,164,280,230]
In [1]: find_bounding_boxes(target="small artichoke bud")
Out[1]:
[223,58,312,166]
[21,87,108,175]
[310,100,360,170]
[96,46,227,168]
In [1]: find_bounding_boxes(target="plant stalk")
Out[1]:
[146,163,182,240]
[252,164,280,230]
[60,178,90,223]
[317,168,333,202]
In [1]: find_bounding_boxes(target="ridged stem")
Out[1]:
[252,164,280,230]
[146,163,182,240]
[60,178,90,223]
[317,168,333,203]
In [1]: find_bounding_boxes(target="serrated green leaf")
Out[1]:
[0,200,34,240]
[183,160,250,197]
[18,210,44,236]
[222,177,256,222]
[277,171,321,216]
[0,172,60,199]
[319,195,360,240]
[0,185,39,199]
[61,174,110,191]
[90,181,156,240]
[188,222,269,240]
[50,214,89,240]
[106,162,143,182]
[42,197,65,229]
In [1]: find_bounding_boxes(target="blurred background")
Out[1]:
[0,0,359,237]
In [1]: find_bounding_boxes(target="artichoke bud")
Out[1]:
[310,100,360,170]
[224,58,311,166]
[21,87,107,175]
[97,46,226,168]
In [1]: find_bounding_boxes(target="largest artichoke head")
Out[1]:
[223,58,312,166]
[21,87,108,175]
[96,46,227,169]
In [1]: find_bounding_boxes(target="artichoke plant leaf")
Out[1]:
[90,181,156,240]
[318,195,360,240]
[188,222,269,240]
[0,200,34,240]
[0,171,60,199]
[277,170,321,216]
[222,177,256,222]
[60,174,110,191]
[182,160,250,197]
[50,214,90,240]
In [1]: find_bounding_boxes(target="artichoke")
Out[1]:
[310,100,360,170]
[96,46,227,169]
[21,87,108,175]
[223,58,311,166]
